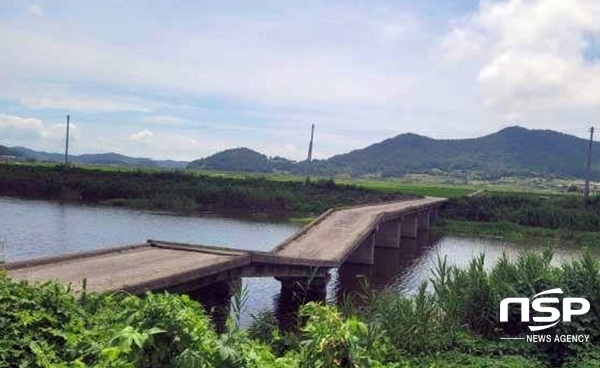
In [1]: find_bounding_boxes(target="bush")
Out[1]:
[0,164,416,218]
[1,250,598,367]
[444,194,600,231]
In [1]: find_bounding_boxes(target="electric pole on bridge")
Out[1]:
[584,126,594,205]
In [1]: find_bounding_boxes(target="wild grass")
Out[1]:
[435,220,600,248]
[0,164,416,219]
[1,250,598,366]
[335,179,475,198]
[444,193,600,231]
[340,249,600,367]
[246,250,599,366]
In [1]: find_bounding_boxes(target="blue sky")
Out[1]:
[1,0,599,160]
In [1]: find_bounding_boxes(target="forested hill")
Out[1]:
[0,145,10,156]
[0,145,23,157]
[311,126,600,179]
[4,147,188,169]
[186,127,600,179]
[6,126,600,179]
[187,148,295,173]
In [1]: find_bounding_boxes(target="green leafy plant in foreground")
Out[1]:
[1,250,599,367]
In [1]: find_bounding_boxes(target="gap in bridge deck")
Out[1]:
[4,198,446,332]
[176,229,436,332]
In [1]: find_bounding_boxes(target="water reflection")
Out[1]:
[0,197,299,262]
[1,196,299,326]
[331,230,598,303]
[3,197,597,330]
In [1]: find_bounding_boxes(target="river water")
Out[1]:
[0,196,593,326]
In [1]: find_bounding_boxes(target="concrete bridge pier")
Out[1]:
[401,214,418,238]
[186,278,241,333]
[276,273,330,330]
[418,210,430,230]
[430,208,439,224]
[276,274,330,331]
[374,219,401,249]
[345,231,375,265]
[278,273,330,294]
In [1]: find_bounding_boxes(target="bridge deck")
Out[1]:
[274,197,446,264]
[6,245,249,294]
[4,197,446,293]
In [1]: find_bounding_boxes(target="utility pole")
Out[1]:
[64,115,70,167]
[305,124,315,185]
[584,126,594,205]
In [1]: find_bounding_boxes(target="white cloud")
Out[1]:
[26,3,44,17]
[441,0,600,113]
[4,1,600,160]
[0,5,423,107]
[0,114,44,132]
[0,114,79,143]
[125,131,209,160]
[145,115,184,125]
[129,130,154,141]
[45,122,80,141]
[21,96,151,113]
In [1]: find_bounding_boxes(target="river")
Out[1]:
[0,196,593,326]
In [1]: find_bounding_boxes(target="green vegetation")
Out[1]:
[444,194,600,232]
[439,193,600,248]
[0,164,416,218]
[338,180,474,198]
[6,146,188,169]
[435,220,600,248]
[2,250,598,367]
[0,145,11,156]
[183,126,600,180]
[312,126,600,179]
[184,169,478,199]
[187,148,295,173]
[11,126,600,180]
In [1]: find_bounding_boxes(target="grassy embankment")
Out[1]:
[3,162,597,245]
[1,249,598,367]
[0,164,418,221]
[437,193,600,247]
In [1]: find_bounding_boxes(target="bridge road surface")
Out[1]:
[273,197,445,264]
[5,245,250,294]
[4,197,446,293]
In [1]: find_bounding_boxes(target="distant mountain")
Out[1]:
[185,126,600,179]
[0,145,26,158]
[6,126,599,179]
[314,126,600,179]
[187,147,295,173]
[11,147,64,161]
[76,153,157,167]
[5,147,188,169]
[0,145,11,156]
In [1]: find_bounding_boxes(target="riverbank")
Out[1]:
[443,193,600,231]
[0,164,417,219]
[435,220,600,248]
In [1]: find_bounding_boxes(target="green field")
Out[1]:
[12,160,583,199]
[0,164,417,219]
